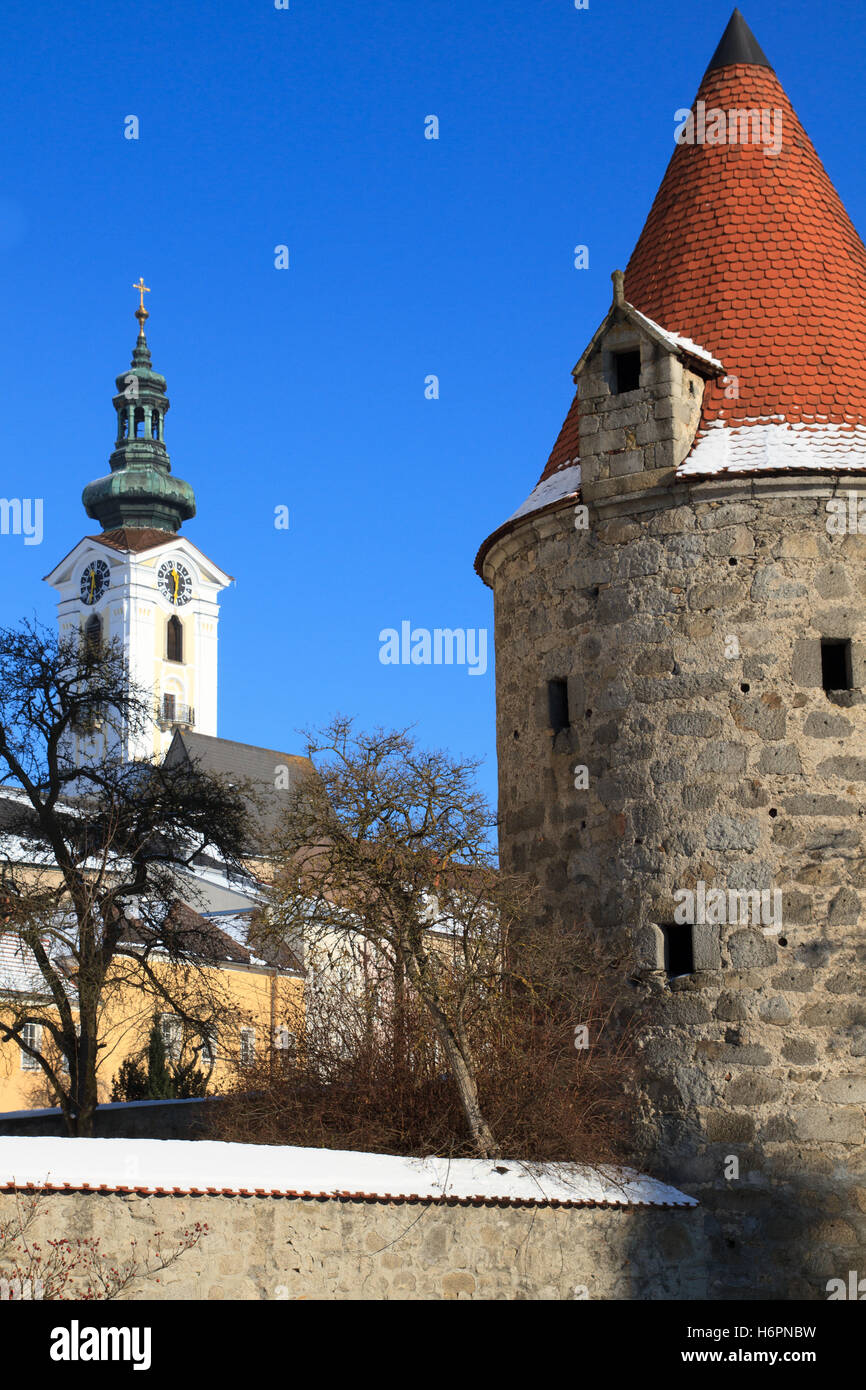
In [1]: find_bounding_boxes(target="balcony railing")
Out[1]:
[156,697,195,729]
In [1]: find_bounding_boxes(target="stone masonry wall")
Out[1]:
[0,1191,705,1300]
[485,472,866,1298]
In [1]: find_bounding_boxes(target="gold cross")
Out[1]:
[133,277,151,311]
[133,277,151,335]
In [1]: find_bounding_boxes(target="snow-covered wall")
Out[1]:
[0,1184,706,1300]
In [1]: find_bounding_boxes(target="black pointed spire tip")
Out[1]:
[705,9,773,74]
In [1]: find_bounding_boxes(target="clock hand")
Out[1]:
[89,569,95,602]
[172,568,179,602]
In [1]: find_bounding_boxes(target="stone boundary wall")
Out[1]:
[0,1191,706,1300]
[0,1099,216,1140]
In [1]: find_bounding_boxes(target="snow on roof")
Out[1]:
[0,937,49,996]
[0,1137,697,1208]
[629,307,724,372]
[507,462,582,525]
[201,910,270,968]
[677,418,866,477]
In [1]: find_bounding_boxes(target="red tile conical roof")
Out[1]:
[476,12,866,576]
[624,39,866,435]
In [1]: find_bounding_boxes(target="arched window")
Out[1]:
[135,408,145,438]
[83,614,102,652]
[167,615,183,663]
[151,412,160,439]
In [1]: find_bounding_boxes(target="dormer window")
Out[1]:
[613,349,641,394]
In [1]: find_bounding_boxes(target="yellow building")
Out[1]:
[0,900,303,1113]
[0,294,320,1118]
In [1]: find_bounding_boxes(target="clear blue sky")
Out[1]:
[2,0,864,809]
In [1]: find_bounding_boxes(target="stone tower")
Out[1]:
[45,287,232,764]
[477,10,866,1298]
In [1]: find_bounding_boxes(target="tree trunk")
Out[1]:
[430,1015,499,1159]
[71,999,99,1137]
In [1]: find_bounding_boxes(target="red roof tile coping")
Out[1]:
[0,1178,690,1210]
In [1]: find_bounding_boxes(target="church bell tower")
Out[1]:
[44,283,232,763]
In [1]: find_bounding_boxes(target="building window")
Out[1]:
[162,692,176,722]
[613,349,641,394]
[151,413,160,440]
[240,1028,256,1067]
[20,1023,42,1070]
[547,678,570,734]
[274,1026,295,1052]
[821,638,852,692]
[661,924,694,979]
[83,614,102,652]
[159,1012,182,1063]
[134,409,145,438]
[167,616,183,663]
[201,1027,217,1066]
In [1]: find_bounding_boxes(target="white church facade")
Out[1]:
[44,530,230,764]
[40,283,309,917]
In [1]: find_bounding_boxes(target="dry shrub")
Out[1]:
[214,923,641,1163]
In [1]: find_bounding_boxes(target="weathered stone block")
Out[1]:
[819,1076,866,1104]
[803,711,853,738]
[704,1111,755,1142]
[793,1108,864,1144]
[727,930,777,969]
[756,744,803,775]
[706,816,760,852]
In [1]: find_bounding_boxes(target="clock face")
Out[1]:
[80,559,110,606]
[157,559,193,607]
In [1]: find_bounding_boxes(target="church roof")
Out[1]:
[120,899,256,967]
[164,731,315,851]
[89,527,179,554]
[475,10,866,571]
[43,529,233,587]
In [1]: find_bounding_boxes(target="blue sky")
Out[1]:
[2,0,864,810]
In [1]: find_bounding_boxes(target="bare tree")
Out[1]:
[257,717,551,1158]
[0,621,252,1135]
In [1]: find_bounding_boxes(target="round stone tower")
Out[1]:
[477,10,866,1299]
